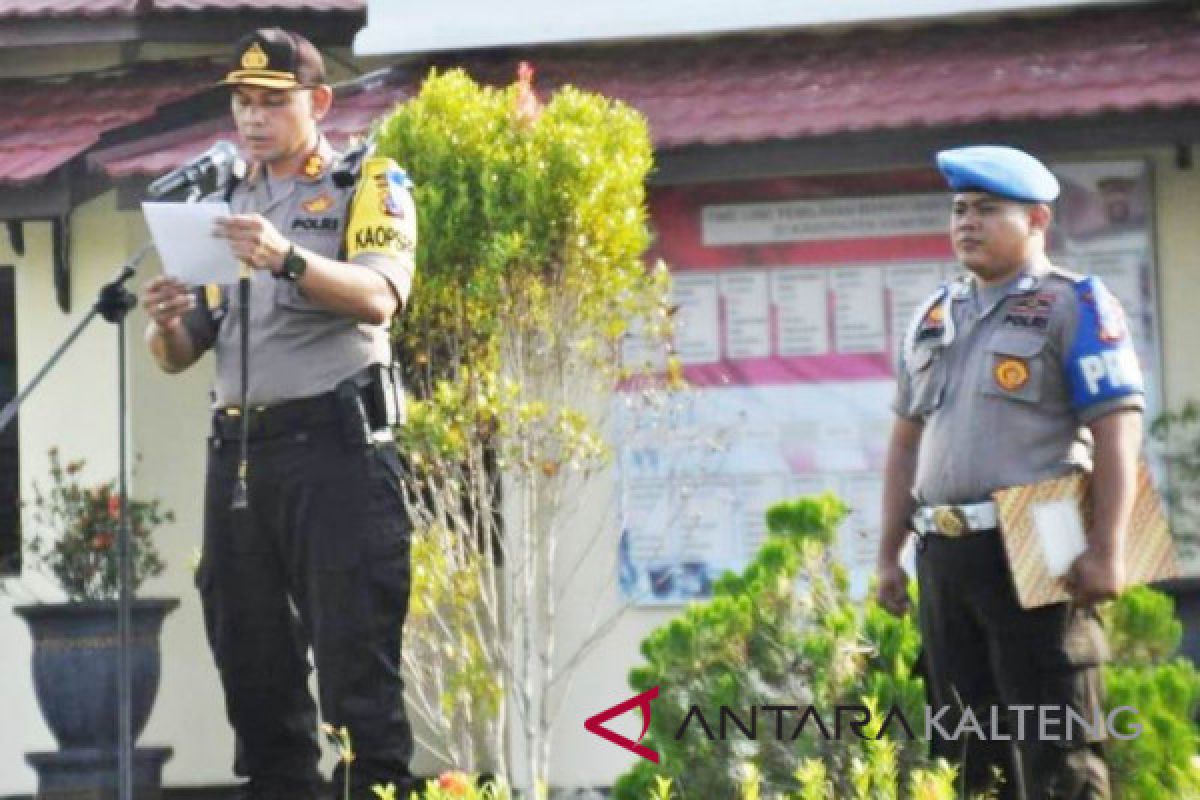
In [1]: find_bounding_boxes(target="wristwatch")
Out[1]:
[279,245,308,282]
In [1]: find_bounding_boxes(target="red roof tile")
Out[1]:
[0,0,360,16]
[0,0,132,15]
[0,60,220,185]
[154,0,362,9]
[481,4,1200,148]
[92,71,406,178]
[90,4,1200,178]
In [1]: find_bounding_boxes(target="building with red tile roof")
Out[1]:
[3,2,1200,798]
[67,4,1200,185]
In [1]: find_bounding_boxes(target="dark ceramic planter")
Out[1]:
[15,599,177,800]
[15,598,179,748]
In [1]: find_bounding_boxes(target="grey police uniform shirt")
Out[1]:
[892,263,1145,506]
[180,138,416,408]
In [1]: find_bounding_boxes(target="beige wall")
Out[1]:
[0,190,235,794]
[538,466,678,788]
[0,194,145,789]
[1150,147,1200,407]
[0,217,63,790]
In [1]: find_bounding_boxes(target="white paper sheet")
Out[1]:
[720,270,770,359]
[832,266,886,353]
[1032,499,1088,578]
[772,268,829,356]
[142,202,241,285]
[671,273,721,364]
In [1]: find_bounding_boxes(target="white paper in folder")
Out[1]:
[1032,499,1088,578]
[142,202,241,284]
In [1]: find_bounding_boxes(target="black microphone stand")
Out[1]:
[3,165,228,800]
[0,246,148,800]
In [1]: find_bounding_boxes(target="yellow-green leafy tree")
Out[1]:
[372,66,672,791]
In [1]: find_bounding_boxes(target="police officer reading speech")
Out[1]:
[875,146,1143,799]
[142,29,417,800]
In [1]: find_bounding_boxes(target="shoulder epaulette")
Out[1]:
[903,282,953,363]
[332,139,376,189]
[1044,264,1086,284]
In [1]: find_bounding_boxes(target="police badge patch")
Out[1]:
[902,284,954,367]
[994,357,1030,391]
[915,303,946,342]
[1009,292,1055,315]
[1002,291,1055,331]
[1081,283,1129,342]
[372,168,411,218]
[302,193,334,213]
[302,153,324,178]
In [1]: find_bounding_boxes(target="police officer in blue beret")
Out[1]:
[876,145,1143,799]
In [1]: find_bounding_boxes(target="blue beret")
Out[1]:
[936,145,1060,203]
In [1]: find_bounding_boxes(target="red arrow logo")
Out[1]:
[583,686,660,763]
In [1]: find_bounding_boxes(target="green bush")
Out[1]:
[615,493,950,800]
[1102,586,1200,799]
[1103,584,1184,666]
[615,496,1200,800]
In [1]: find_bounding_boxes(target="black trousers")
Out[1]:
[197,418,414,798]
[916,529,1110,800]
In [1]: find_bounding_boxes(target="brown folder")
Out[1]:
[992,461,1179,608]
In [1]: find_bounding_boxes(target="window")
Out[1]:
[0,266,17,574]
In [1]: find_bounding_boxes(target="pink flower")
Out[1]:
[107,494,120,520]
[514,61,542,126]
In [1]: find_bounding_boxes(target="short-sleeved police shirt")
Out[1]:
[892,263,1144,506]
[181,138,416,407]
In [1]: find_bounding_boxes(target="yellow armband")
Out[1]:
[345,156,415,260]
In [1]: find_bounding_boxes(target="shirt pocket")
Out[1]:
[289,221,343,258]
[905,343,946,416]
[983,330,1047,404]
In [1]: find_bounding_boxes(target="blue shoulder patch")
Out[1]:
[384,165,412,217]
[388,165,413,190]
[1065,276,1143,410]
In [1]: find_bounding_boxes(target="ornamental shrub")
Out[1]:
[616,495,1200,800]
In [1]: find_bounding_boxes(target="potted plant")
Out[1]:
[10,447,177,800]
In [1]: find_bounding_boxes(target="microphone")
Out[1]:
[146,140,241,198]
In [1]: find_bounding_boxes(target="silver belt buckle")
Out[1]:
[932,506,967,537]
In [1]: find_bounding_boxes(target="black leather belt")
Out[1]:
[211,392,342,441]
